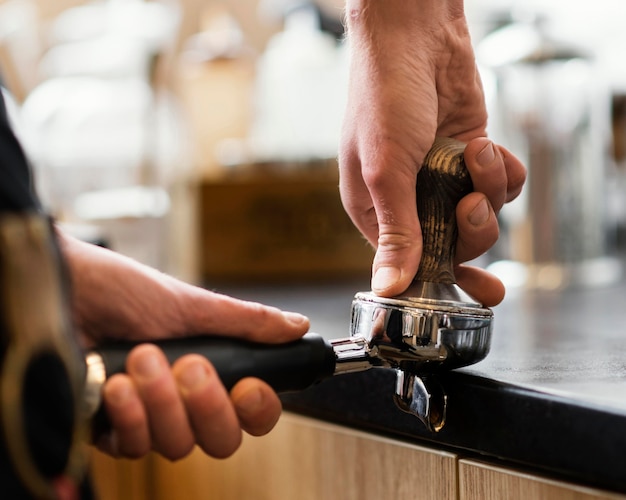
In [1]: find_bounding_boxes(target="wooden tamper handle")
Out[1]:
[414,137,472,285]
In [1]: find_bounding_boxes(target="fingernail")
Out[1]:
[477,141,496,167]
[282,311,308,326]
[178,361,209,392]
[372,266,401,293]
[469,198,490,226]
[235,387,263,415]
[133,347,162,380]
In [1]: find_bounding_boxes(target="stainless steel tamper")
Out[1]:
[348,136,493,429]
[85,138,493,435]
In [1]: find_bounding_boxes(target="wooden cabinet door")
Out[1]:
[459,459,626,500]
[145,413,458,500]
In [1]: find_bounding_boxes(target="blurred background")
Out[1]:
[2,1,626,498]
[0,0,625,291]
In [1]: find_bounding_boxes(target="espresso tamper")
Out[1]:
[348,137,493,429]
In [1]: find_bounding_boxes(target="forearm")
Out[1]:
[55,227,309,347]
[56,228,188,345]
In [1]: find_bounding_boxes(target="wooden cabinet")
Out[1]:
[157,413,454,500]
[458,460,624,500]
[90,413,625,500]
[91,413,456,500]
[89,453,150,500]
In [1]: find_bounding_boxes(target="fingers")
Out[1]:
[184,289,310,344]
[500,145,526,203]
[339,142,423,298]
[338,140,378,248]
[453,185,505,308]
[100,346,284,461]
[340,150,424,298]
[455,192,498,264]
[172,355,242,459]
[101,345,196,460]
[231,378,282,436]
[464,137,526,212]
[464,137,508,212]
[455,265,505,307]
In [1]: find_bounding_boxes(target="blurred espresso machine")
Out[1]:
[477,15,622,290]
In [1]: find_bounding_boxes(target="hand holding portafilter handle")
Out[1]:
[85,334,344,435]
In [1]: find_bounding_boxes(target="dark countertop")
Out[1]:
[217,279,626,494]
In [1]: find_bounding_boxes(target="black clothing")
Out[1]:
[0,92,40,213]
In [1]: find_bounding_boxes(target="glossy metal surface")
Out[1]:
[341,281,492,430]
[329,336,378,375]
[350,283,493,374]
[394,371,447,433]
[84,352,106,419]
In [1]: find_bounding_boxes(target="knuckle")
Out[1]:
[376,230,418,253]
[456,227,499,263]
[246,303,276,334]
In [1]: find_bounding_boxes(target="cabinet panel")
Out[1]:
[89,448,151,500]
[459,459,626,500]
[149,413,458,500]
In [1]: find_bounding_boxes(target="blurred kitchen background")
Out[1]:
[0,0,626,291]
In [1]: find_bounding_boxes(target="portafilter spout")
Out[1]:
[348,137,493,429]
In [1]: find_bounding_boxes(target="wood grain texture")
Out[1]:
[415,137,472,284]
[147,413,458,500]
[459,459,626,500]
[89,448,151,500]
[89,419,626,500]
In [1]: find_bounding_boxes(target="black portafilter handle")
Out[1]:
[414,137,474,285]
[92,333,336,392]
[88,333,337,436]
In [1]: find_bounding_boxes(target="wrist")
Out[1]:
[344,0,465,34]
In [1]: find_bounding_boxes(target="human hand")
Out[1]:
[59,233,309,460]
[339,0,526,306]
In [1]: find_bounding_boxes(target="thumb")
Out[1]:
[370,217,422,297]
